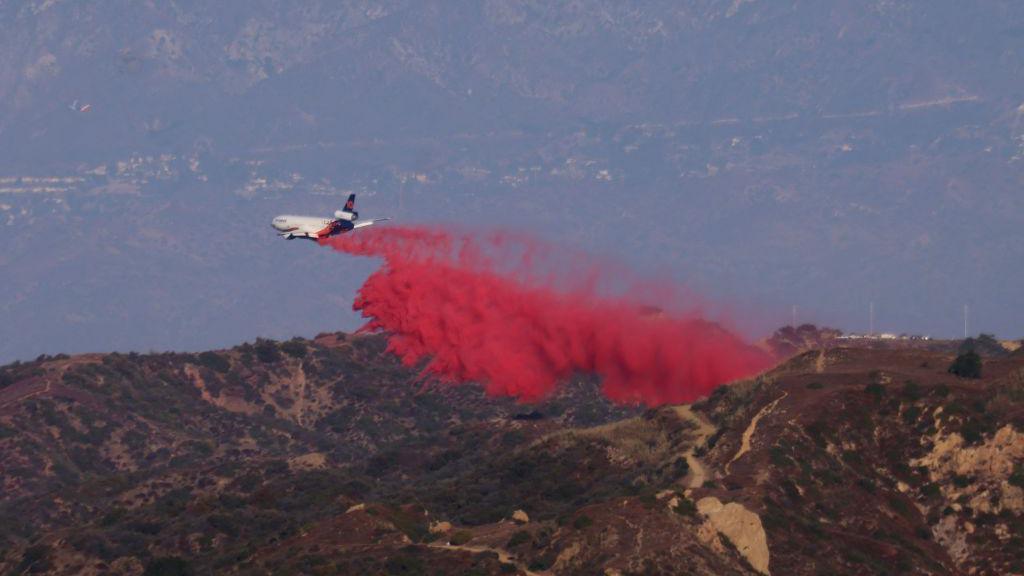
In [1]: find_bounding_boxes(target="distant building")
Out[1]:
[836,333,931,341]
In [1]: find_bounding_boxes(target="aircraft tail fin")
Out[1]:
[342,194,356,213]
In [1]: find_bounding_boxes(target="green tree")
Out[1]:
[144,557,192,576]
[948,351,982,379]
[280,339,308,359]
[959,334,1007,357]
[17,544,51,574]
[254,338,281,363]
[196,351,230,373]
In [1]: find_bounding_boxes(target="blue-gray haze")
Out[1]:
[1,1,1022,362]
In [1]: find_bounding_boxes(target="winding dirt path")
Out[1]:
[670,406,717,489]
[725,392,788,474]
[290,361,309,427]
[0,377,49,411]
[428,542,541,575]
[815,349,827,373]
[0,357,82,411]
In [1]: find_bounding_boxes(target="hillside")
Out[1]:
[1,333,1022,574]
[0,333,642,575]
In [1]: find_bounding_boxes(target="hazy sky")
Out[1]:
[1,1,1022,362]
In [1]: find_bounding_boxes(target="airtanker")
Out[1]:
[271,194,389,240]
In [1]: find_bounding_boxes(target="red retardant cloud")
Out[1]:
[320,226,772,406]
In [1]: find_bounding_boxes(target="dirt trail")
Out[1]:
[428,542,541,575]
[670,406,716,489]
[290,361,309,427]
[0,378,49,410]
[0,357,78,410]
[184,365,258,415]
[725,392,788,474]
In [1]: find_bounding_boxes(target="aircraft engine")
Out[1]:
[334,210,358,221]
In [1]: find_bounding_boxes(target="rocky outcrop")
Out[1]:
[912,425,1024,514]
[697,497,770,575]
[911,424,1024,570]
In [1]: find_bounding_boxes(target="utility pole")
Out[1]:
[792,305,797,328]
[964,304,969,339]
[869,302,875,336]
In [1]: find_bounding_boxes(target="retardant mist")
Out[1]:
[320,226,773,406]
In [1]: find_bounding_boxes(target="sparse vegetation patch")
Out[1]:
[948,351,982,379]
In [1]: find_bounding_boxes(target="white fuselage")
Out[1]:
[271,215,340,240]
[272,195,387,240]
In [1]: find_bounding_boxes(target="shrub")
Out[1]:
[864,383,886,399]
[254,339,281,364]
[128,521,163,535]
[781,479,802,500]
[960,334,1007,357]
[855,478,876,494]
[769,446,791,467]
[887,494,913,518]
[902,406,921,426]
[528,556,555,571]
[900,381,921,401]
[69,532,115,561]
[500,430,525,447]
[671,457,690,479]
[805,420,829,447]
[17,544,51,574]
[507,530,531,548]
[449,530,473,546]
[952,475,973,488]
[100,508,126,527]
[144,556,193,576]
[960,417,993,445]
[638,492,658,508]
[572,515,593,530]
[1010,464,1024,488]
[196,352,230,373]
[207,514,240,537]
[384,554,425,576]
[806,382,825,390]
[673,496,697,517]
[815,467,842,486]
[280,339,308,359]
[51,459,79,483]
[366,450,401,476]
[384,507,430,543]
[948,351,982,379]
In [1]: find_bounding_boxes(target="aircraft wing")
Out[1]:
[353,218,391,229]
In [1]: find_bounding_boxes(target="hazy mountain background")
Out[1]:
[1,0,1022,362]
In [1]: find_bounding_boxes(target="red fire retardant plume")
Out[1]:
[320,226,772,406]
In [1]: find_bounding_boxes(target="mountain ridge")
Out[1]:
[1,331,1022,574]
